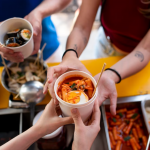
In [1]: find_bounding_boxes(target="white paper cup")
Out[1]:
[0,17,34,58]
[54,71,98,122]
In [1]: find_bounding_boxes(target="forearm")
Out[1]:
[65,0,100,57]
[33,0,71,19]
[0,125,43,150]
[66,27,89,56]
[108,30,150,82]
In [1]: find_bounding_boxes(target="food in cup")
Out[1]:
[57,76,94,104]
[5,28,31,47]
[6,60,46,93]
[106,108,148,150]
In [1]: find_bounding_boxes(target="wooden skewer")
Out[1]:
[34,43,47,66]
[92,63,106,97]
[1,56,11,79]
[14,93,20,99]
[37,69,47,77]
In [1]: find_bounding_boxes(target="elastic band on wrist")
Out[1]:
[105,68,121,83]
[62,49,78,60]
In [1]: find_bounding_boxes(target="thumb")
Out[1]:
[71,108,83,126]
[33,22,41,36]
[109,93,117,115]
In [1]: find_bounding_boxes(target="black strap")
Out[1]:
[105,68,122,83]
[62,49,78,60]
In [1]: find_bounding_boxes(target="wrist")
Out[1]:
[31,9,43,21]
[72,144,90,150]
[34,124,46,138]
[104,70,120,83]
[62,51,78,62]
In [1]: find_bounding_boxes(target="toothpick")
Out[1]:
[34,43,46,66]
[37,69,47,77]
[92,63,106,97]
[1,56,11,79]
[14,93,20,99]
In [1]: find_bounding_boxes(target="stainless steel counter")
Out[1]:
[1,94,150,150]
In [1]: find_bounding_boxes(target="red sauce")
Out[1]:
[57,75,94,101]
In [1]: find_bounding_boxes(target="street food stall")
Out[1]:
[0,56,150,150]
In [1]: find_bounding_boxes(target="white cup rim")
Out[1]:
[0,17,33,49]
[54,70,98,107]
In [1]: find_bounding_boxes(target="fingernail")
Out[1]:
[71,108,77,114]
[33,29,38,36]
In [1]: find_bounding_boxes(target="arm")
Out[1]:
[25,0,72,55]
[110,29,150,81]
[65,0,100,57]
[33,0,72,19]
[96,29,150,115]
[0,0,72,62]
[45,0,101,99]
[0,99,72,150]
[71,100,101,150]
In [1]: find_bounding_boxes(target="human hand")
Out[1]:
[43,52,90,103]
[71,100,101,150]
[35,99,73,136]
[0,40,24,62]
[94,70,118,115]
[24,9,42,55]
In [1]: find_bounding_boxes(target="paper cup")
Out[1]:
[0,17,34,58]
[54,71,98,122]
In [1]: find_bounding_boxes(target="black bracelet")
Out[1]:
[105,68,122,83]
[62,49,78,60]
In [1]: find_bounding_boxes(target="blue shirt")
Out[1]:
[0,0,59,65]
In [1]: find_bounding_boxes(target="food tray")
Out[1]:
[141,95,150,133]
[101,95,150,150]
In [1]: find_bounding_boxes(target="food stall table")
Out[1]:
[0,56,150,150]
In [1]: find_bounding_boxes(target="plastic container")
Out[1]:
[33,111,67,150]
[54,71,98,122]
[0,17,34,58]
[141,95,150,133]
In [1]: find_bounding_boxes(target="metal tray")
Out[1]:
[141,95,150,133]
[101,95,150,150]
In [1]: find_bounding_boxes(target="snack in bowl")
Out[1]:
[0,17,34,58]
[54,71,97,122]
[57,76,94,104]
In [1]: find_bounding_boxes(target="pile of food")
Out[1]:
[107,108,148,150]
[7,61,46,93]
[5,28,31,47]
[57,76,94,104]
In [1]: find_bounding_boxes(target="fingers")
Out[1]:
[32,22,42,55]
[90,100,101,126]
[71,108,84,127]
[0,46,14,54]
[47,66,77,83]
[43,79,49,94]
[60,117,73,125]
[109,93,117,115]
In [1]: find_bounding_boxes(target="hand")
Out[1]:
[71,100,101,150]
[35,99,73,136]
[0,41,24,62]
[24,9,42,55]
[94,70,118,115]
[43,52,90,103]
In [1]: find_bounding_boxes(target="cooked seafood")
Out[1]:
[7,61,46,93]
[57,76,94,104]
